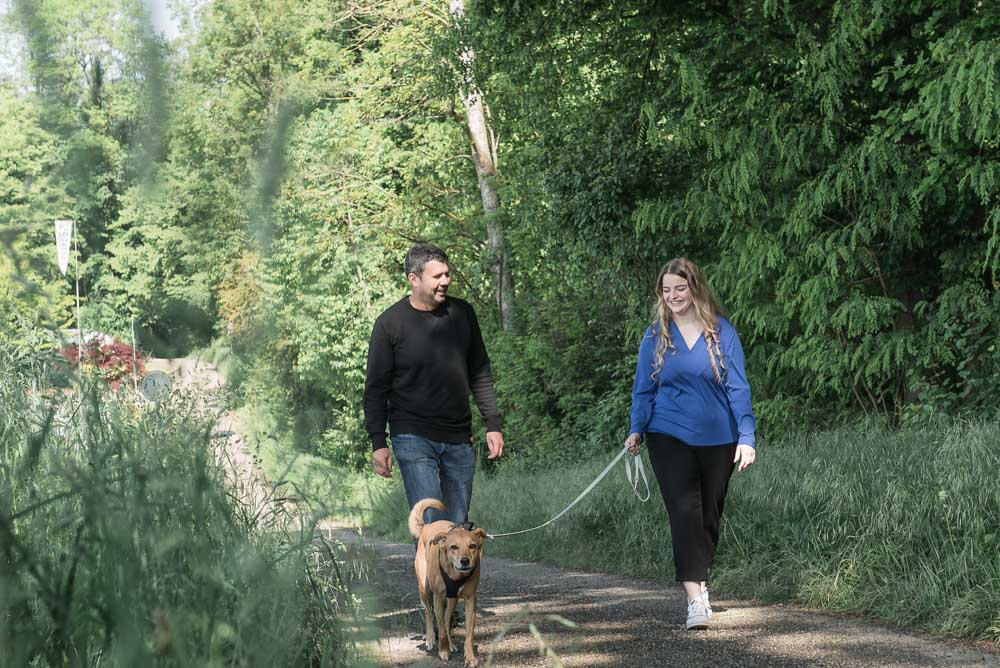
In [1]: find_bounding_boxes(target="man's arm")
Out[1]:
[471,366,504,460]
[469,367,502,433]
[363,319,394,452]
[466,305,504,458]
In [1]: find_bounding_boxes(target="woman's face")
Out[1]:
[661,273,693,316]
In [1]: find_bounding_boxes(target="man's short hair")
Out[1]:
[405,244,449,277]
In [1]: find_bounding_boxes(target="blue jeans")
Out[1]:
[391,433,476,526]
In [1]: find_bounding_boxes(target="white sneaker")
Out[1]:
[701,584,713,617]
[686,598,710,630]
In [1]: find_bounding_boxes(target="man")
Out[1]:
[364,243,504,526]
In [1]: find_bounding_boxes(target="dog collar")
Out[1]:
[440,562,478,599]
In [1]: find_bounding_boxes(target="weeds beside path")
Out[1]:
[325,522,1000,668]
[146,357,276,514]
[1,356,352,665]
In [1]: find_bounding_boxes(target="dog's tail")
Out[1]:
[408,498,447,538]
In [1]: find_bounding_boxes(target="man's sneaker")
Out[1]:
[686,598,710,630]
[701,583,713,617]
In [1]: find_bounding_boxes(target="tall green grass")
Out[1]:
[240,402,393,527]
[361,420,1000,643]
[0,356,360,666]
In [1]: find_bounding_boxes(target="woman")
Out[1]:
[625,257,756,630]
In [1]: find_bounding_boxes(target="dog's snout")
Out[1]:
[460,557,470,567]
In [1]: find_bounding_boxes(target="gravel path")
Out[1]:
[156,358,999,668]
[145,358,279,514]
[324,526,1000,668]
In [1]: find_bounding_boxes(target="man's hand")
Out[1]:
[486,431,504,460]
[624,432,642,456]
[372,447,393,478]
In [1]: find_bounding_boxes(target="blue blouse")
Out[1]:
[629,315,756,447]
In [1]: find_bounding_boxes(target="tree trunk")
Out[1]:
[450,0,514,331]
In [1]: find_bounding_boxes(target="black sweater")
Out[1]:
[363,296,502,451]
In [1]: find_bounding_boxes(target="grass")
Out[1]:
[187,337,243,386]
[306,419,1000,645]
[241,402,393,529]
[0,356,361,666]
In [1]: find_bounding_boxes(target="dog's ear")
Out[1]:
[430,531,449,546]
[473,528,487,541]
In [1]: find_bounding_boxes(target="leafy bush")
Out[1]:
[58,338,146,388]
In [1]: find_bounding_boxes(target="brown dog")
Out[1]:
[408,498,486,667]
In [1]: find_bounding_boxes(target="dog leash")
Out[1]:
[485,445,650,540]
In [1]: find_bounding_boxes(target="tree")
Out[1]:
[450,0,513,330]
[0,86,74,346]
[466,0,1000,433]
[8,0,177,344]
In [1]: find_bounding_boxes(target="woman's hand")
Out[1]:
[734,444,756,472]
[625,432,642,455]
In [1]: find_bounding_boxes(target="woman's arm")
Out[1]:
[628,326,659,438]
[721,320,756,448]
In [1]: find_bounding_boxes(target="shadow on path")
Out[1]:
[324,525,1000,668]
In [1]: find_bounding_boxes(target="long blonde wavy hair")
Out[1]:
[652,257,727,384]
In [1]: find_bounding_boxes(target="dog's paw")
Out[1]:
[464,655,478,667]
[437,633,450,660]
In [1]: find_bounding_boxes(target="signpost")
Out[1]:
[139,371,172,402]
[55,219,84,397]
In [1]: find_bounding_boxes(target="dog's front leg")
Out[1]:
[434,592,451,661]
[463,593,477,667]
[421,588,436,651]
[442,596,458,659]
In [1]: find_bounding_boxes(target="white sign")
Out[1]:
[54,219,74,275]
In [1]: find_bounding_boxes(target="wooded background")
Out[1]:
[3,0,998,466]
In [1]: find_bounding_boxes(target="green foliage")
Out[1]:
[5,0,1000,469]
[0,357,357,666]
[169,0,495,466]
[51,1,1000,460]
[716,419,1000,641]
[464,0,1000,443]
[0,86,74,341]
[4,0,186,353]
[6,0,1000,650]
[96,169,218,354]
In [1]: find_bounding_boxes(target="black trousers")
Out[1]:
[646,432,737,582]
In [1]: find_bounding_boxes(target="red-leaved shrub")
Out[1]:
[59,340,146,389]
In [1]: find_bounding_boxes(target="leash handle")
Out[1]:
[624,448,651,502]
[486,445,649,540]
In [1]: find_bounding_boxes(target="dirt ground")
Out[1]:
[161,357,1000,668]
[325,524,1000,668]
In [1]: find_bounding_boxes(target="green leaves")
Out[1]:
[461,0,1000,437]
[6,0,1000,464]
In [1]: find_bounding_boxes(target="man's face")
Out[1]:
[408,259,451,308]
